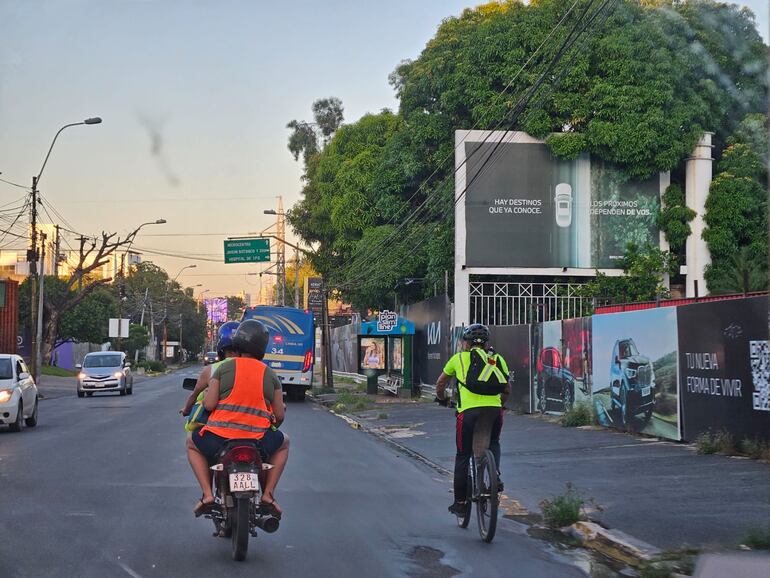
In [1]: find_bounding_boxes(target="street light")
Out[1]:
[30,116,102,383]
[162,265,197,364]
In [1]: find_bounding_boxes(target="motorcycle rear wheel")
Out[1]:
[232,497,250,561]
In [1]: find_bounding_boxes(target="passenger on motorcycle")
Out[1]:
[180,321,240,432]
[186,319,289,518]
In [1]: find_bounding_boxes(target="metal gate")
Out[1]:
[469,282,590,326]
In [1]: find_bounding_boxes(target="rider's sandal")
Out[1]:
[194,496,216,517]
[259,493,282,519]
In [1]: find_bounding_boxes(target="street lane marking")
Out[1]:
[118,562,143,578]
[65,512,96,517]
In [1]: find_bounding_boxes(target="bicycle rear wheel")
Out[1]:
[457,471,472,528]
[476,449,498,543]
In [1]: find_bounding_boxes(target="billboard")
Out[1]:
[462,134,663,269]
[331,323,358,374]
[677,296,770,441]
[489,324,531,412]
[304,277,324,319]
[204,298,228,324]
[403,296,452,386]
[592,308,680,441]
[530,319,592,415]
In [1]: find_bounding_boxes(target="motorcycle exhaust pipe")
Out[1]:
[255,515,280,533]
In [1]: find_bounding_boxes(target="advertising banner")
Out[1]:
[204,298,228,324]
[304,277,324,319]
[592,308,680,441]
[489,324,531,412]
[530,319,592,415]
[404,296,451,386]
[330,323,358,374]
[464,137,661,269]
[677,296,770,441]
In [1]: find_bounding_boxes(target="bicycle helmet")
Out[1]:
[216,321,240,360]
[462,323,490,346]
[232,319,269,360]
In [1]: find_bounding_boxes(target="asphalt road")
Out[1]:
[0,367,585,578]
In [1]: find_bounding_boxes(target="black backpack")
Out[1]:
[459,349,507,396]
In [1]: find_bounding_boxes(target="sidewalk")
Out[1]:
[335,398,770,551]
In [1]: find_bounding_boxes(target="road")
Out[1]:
[0,367,585,578]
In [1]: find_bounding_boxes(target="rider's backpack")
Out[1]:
[459,349,507,396]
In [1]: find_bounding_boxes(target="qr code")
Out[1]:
[750,340,770,412]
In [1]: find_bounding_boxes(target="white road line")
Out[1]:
[118,561,143,578]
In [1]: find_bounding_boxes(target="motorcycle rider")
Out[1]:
[435,324,510,517]
[180,321,240,430]
[187,319,289,517]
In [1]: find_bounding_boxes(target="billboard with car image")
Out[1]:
[591,308,680,441]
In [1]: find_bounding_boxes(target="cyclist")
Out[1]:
[435,324,510,516]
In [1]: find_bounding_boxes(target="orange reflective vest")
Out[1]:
[200,357,272,440]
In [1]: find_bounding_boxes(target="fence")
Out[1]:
[469,281,590,325]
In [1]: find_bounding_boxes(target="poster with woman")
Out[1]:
[360,337,385,370]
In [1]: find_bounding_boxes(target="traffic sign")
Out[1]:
[224,238,270,264]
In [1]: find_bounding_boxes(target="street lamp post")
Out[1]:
[264,201,286,306]
[117,219,166,351]
[29,117,102,382]
[163,264,196,364]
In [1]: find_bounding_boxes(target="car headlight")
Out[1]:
[625,368,637,379]
[114,371,124,379]
[78,372,87,380]
[0,390,13,403]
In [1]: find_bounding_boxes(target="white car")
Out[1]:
[0,354,39,432]
[554,182,573,228]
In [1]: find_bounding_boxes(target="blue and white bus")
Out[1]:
[241,306,314,401]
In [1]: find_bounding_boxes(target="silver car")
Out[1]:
[77,352,134,397]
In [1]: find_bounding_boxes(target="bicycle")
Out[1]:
[455,408,499,543]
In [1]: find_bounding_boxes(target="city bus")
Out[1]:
[241,305,314,401]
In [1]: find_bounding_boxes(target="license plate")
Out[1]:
[641,386,651,397]
[229,472,259,492]
[94,383,104,388]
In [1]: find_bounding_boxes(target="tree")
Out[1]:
[31,229,145,361]
[225,296,245,320]
[657,183,696,256]
[577,244,677,307]
[125,324,150,361]
[286,0,767,310]
[20,278,117,352]
[286,97,345,164]
[704,122,768,293]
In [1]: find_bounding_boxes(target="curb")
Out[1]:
[309,392,664,569]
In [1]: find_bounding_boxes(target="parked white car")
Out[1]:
[0,354,39,432]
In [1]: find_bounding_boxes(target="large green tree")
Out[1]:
[287,0,767,310]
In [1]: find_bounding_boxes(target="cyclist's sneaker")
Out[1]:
[448,501,468,516]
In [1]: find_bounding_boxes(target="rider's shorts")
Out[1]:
[193,428,285,464]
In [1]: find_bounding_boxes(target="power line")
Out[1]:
[336,0,600,286]
[336,0,617,293]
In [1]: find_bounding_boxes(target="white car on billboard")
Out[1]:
[554,183,573,228]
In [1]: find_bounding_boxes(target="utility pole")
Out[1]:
[34,233,46,381]
[135,287,149,365]
[28,177,38,373]
[179,312,183,363]
[116,252,126,351]
[276,196,286,306]
[53,225,61,277]
[294,248,300,308]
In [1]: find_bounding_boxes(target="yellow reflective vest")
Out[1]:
[443,348,509,413]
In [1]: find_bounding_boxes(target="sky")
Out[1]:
[0,0,767,300]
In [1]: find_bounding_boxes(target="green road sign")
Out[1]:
[224,238,270,264]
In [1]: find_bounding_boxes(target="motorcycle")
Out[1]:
[183,378,280,561]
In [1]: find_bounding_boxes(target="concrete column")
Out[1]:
[454,130,471,326]
[685,133,714,297]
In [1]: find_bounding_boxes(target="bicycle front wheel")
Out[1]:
[476,449,498,543]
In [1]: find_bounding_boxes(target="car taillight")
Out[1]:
[302,349,313,373]
[273,334,284,345]
[227,446,258,463]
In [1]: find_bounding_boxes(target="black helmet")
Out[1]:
[462,323,490,346]
[216,321,240,360]
[232,319,269,360]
